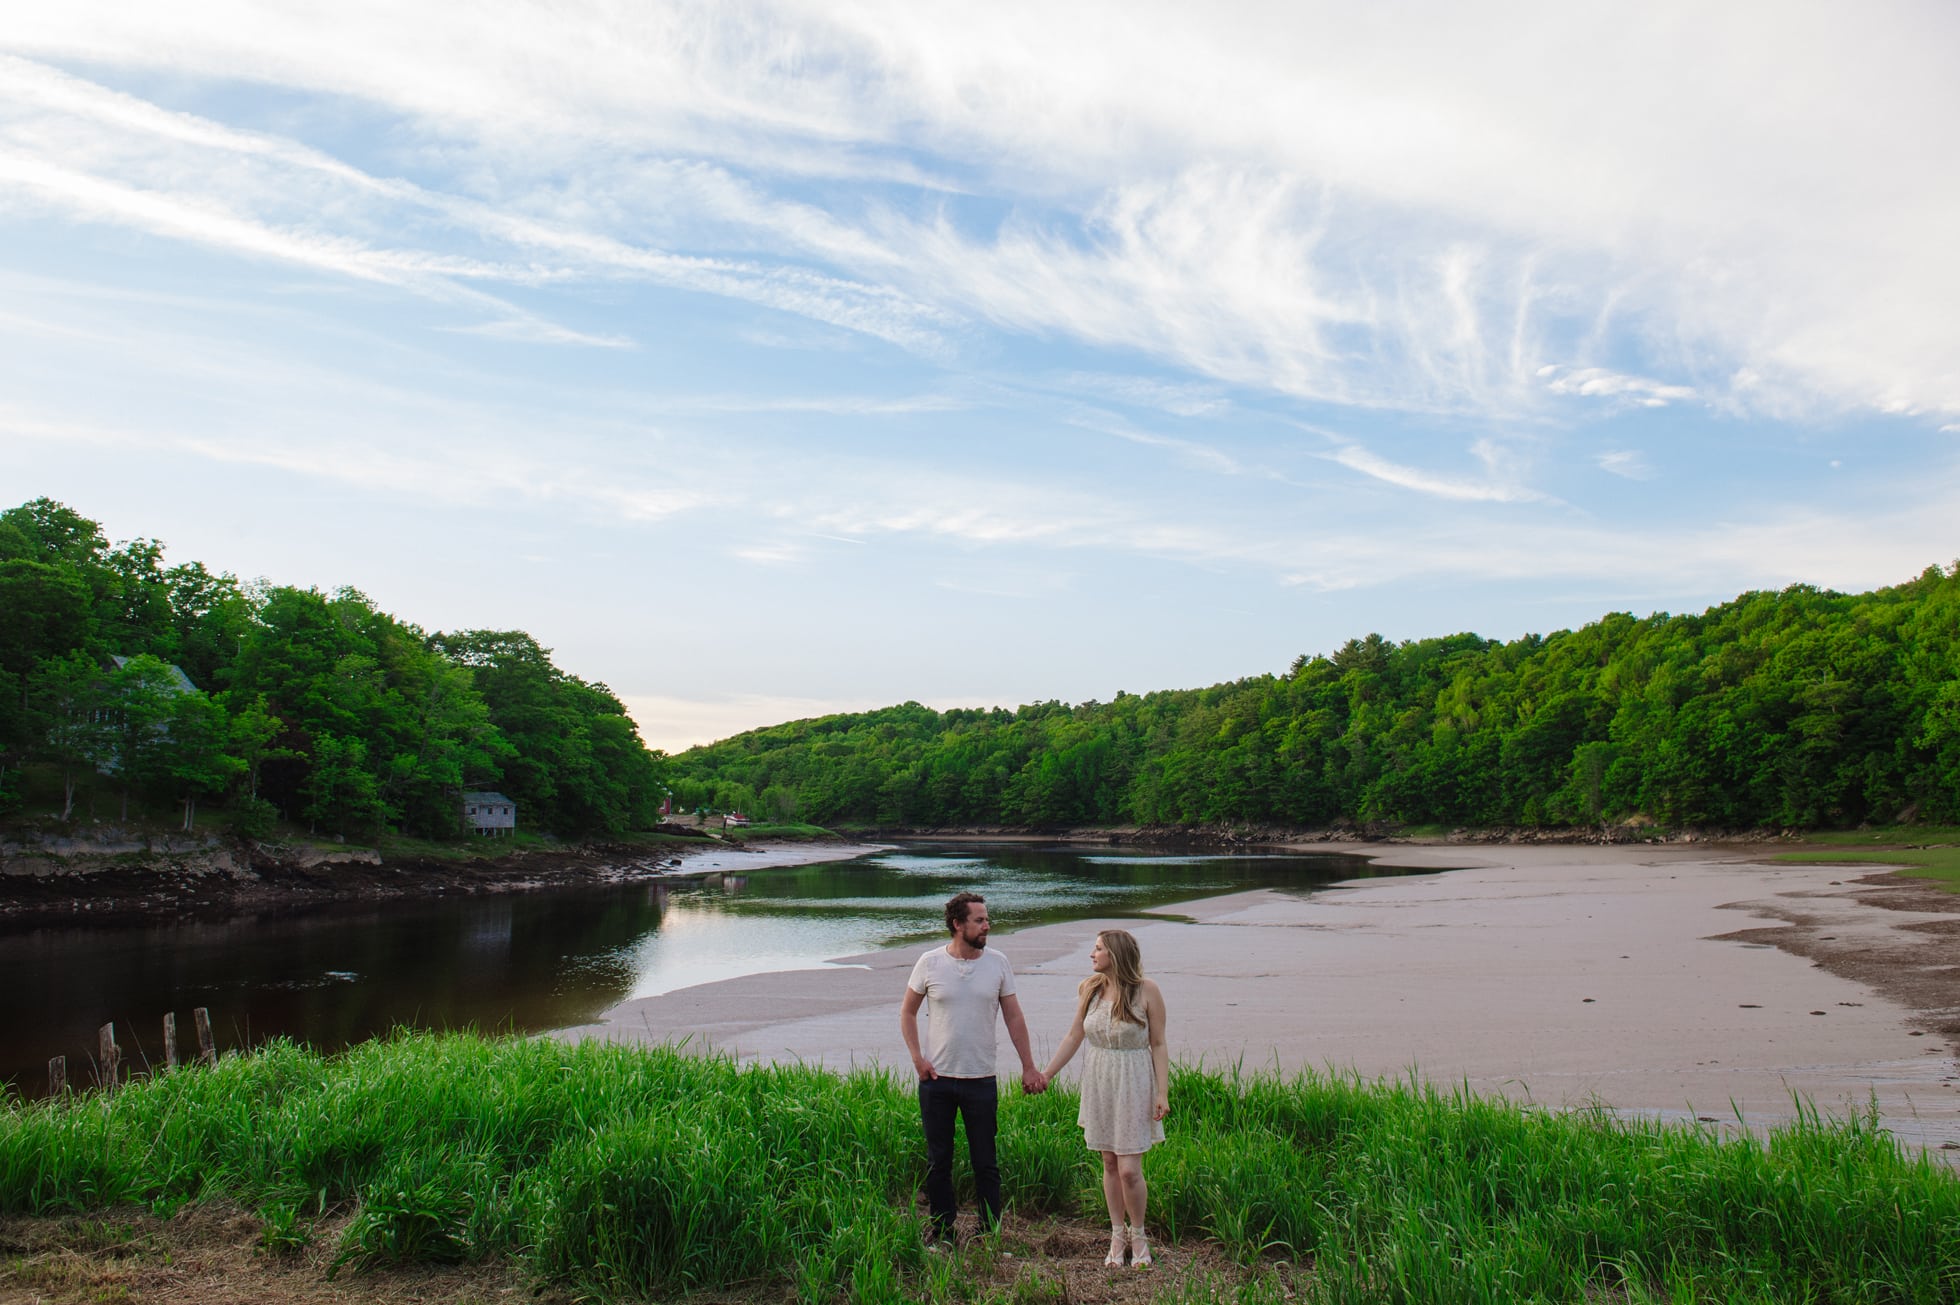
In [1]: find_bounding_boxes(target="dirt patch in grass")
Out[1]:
[0,1204,544,1305]
[0,1205,1286,1304]
[939,1212,1296,1305]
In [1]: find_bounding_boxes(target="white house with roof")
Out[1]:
[462,790,517,836]
[107,656,200,694]
[95,656,202,773]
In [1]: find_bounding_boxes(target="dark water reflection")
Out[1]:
[2,842,1410,1097]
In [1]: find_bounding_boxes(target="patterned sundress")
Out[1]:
[1076,991,1163,1155]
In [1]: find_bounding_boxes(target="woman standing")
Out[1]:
[1041,928,1169,1268]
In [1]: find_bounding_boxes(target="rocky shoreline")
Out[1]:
[0,817,1911,922]
[0,828,862,922]
[847,819,1821,848]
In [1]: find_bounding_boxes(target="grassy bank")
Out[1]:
[1776,825,1960,892]
[3,1035,1957,1304]
[713,821,841,843]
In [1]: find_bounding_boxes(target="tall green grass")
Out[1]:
[2,1035,1955,1303]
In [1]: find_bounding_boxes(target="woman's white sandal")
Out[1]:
[1104,1225,1128,1268]
[1129,1231,1153,1269]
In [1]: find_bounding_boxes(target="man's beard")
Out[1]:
[968,931,988,949]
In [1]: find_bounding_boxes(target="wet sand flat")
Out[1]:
[559,845,1960,1147]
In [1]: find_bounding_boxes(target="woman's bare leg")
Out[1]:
[1116,1153,1150,1264]
[1100,1151,1126,1264]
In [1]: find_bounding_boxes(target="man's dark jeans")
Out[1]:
[919,1074,1000,1239]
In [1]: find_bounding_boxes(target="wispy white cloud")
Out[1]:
[1597,450,1655,480]
[659,393,967,416]
[9,7,1957,416]
[1267,479,1960,597]
[732,540,808,565]
[861,169,1534,413]
[1056,371,1231,417]
[736,325,860,352]
[443,319,635,348]
[1321,437,1548,503]
[0,147,622,346]
[0,53,954,352]
[0,48,1581,413]
[1539,364,1696,409]
[0,398,720,520]
[11,363,1957,633]
[1067,410,1243,475]
[0,152,461,285]
[9,252,1948,617]
[804,499,1108,548]
[8,0,1960,733]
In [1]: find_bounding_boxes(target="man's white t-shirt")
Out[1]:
[907,945,1017,1079]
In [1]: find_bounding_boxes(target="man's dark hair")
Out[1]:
[945,891,986,934]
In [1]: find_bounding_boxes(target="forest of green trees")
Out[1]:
[0,498,667,840]
[673,563,1960,832]
[10,492,1954,842]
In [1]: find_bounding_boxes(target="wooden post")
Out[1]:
[193,1007,215,1067]
[98,1023,119,1095]
[48,1055,66,1095]
[163,1012,179,1071]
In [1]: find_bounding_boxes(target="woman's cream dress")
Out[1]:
[1076,993,1163,1155]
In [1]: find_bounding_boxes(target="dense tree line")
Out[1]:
[0,499,666,839]
[675,564,1960,831]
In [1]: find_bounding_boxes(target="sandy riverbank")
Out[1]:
[655,839,894,876]
[560,844,1960,1149]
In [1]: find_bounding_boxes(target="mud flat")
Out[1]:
[563,844,1960,1151]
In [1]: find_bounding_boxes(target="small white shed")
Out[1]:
[462,790,517,836]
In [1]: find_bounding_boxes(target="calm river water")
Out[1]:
[2,842,1403,1097]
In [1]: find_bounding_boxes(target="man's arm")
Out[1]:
[999,993,1045,1093]
[899,985,936,1079]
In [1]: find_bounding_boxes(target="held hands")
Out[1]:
[913,1058,1046,1092]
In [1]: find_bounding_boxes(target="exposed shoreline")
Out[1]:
[10,827,1960,1149]
[561,843,1960,1152]
[0,832,890,922]
[0,817,1855,922]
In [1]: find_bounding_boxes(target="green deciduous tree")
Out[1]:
[300,731,386,837]
[0,498,678,843]
[674,566,1960,835]
[163,690,243,831]
[26,653,112,821]
[431,630,665,837]
[104,654,182,823]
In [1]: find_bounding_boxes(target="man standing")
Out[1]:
[900,891,1046,1244]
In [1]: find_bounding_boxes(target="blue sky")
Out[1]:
[3,2,1957,751]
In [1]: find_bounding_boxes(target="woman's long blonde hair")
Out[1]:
[1078,928,1145,1025]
